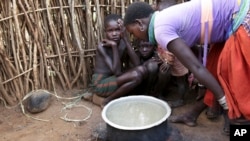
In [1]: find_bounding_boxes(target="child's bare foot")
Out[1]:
[92,94,105,108]
[168,99,185,108]
[169,114,197,127]
[101,98,110,109]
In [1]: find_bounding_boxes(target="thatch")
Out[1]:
[0,0,157,106]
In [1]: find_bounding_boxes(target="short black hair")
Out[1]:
[156,0,177,11]
[104,14,121,27]
[124,2,154,26]
[156,0,177,6]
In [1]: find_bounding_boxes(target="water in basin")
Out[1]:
[106,100,167,128]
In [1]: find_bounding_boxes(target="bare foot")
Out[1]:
[206,106,221,119]
[169,114,197,127]
[82,92,93,101]
[168,99,185,108]
[92,94,105,108]
[101,98,110,109]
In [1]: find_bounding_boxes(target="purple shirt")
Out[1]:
[154,0,239,49]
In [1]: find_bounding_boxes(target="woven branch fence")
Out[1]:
[0,0,162,106]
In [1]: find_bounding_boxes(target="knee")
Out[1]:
[176,77,188,92]
[132,66,148,84]
[145,61,158,74]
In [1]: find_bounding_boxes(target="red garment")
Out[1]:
[218,26,250,119]
[204,43,224,107]
[204,26,250,119]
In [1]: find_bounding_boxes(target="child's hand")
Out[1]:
[157,47,175,65]
[151,57,163,65]
[101,39,117,47]
[160,62,170,72]
[117,19,128,40]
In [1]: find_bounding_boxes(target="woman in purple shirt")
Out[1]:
[123,0,250,135]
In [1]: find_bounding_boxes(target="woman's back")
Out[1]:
[154,0,239,48]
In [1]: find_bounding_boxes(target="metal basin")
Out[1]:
[102,95,171,141]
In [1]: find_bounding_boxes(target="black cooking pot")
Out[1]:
[102,95,171,141]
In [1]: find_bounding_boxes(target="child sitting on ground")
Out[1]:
[132,40,172,97]
[90,14,148,108]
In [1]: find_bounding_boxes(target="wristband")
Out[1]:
[218,96,228,110]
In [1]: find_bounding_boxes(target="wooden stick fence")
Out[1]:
[0,0,156,106]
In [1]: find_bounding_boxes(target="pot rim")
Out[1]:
[101,95,171,130]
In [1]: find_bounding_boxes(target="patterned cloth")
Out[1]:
[227,0,250,38]
[90,74,118,97]
[243,10,250,36]
[157,47,188,76]
[170,56,189,76]
[218,26,250,119]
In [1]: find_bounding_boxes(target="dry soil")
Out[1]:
[0,87,229,141]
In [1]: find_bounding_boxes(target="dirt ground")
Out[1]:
[0,87,229,141]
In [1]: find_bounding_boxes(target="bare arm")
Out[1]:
[111,42,122,75]
[167,38,224,100]
[98,39,122,76]
[122,34,140,66]
[97,42,113,71]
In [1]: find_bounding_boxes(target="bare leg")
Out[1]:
[168,75,188,108]
[144,61,159,95]
[222,110,230,136]
[150,63,171,97]
[195,86,206,100]
[169,100,207,126]
[206,99,222,119]
[102,66,148,106]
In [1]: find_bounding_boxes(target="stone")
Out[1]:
[25,90,52,114]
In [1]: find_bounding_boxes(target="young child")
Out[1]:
[90,14,148,107]
[123,0,250,135]
[155,0,189,108]
[133,40,172,97]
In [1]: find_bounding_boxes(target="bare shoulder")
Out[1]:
[118,39,127,53]
[94,45,112,74]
